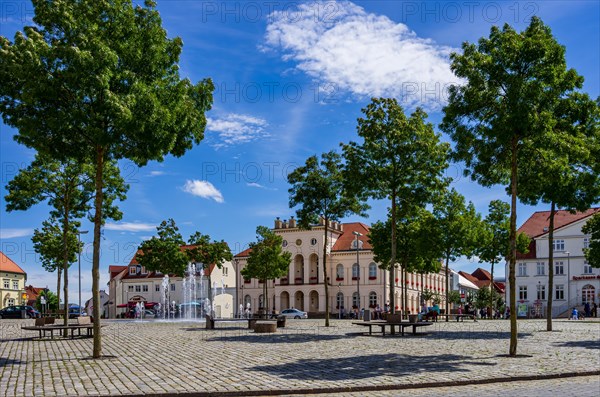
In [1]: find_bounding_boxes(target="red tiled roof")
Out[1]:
[0,252,26,274]
[518,208,599,238]
[332,222,372,251]
[458,271,479,285]
[472,268,491,281]
[234,248,252,258]
[25,285,45,306]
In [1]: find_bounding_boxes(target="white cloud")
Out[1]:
[104,222,156,232]
[264,1,458,110]
[206,113,269,149]
[0,228,33,239]
[182,180,224,203]
[247,182,278,191]
[148,171,166,177]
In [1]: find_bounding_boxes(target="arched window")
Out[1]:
[258,294,264,309]
[352,292,360,309]
[336,292,344,309]
[369,291,377,307]
[244,295,251,309]
[336,264,344,280]
[369,262,377,279]
[582,285,595,304]
[352,263,359,280]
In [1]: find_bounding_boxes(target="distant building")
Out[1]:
[459,268,505,295]
[85,290,109,317]
[234,217,447,316]
[505,208,599,318]
[0,252,27,308]
[107,246,236,318]
[24,285,47,307]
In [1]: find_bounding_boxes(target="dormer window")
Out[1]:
[141,266,148,275]
[351,240,363,249]
[129,266,137,275]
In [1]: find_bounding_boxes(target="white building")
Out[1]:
[234,217,447,316]
[506,208,599,317]
[106,247,236,318]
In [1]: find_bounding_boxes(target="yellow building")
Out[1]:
[0,252,27,308]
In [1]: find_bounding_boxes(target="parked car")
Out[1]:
[68,306,83,319]
[0,305,41,319]
[280,308,308,319]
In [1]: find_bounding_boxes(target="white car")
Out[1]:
[280,308,308,319]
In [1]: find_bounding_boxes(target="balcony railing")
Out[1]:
[309,277,318,284]
[295,277,304,285]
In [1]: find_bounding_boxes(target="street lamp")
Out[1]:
[565,251,570,304]
[353,231,362,312]
[77,230,88,315]
[234,259,239,318]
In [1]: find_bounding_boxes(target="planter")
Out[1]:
[409,314,419,323]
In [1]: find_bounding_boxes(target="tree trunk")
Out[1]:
[389,192,397,313]
[546,201,556,331]
[92,146,104,359]
[56,266,61,316]
[489,259,495,316]
[323,219,330,326]
[445,255,450,321]
[208,274,213,315]
[509,137,518,356]
[62,206,70,333]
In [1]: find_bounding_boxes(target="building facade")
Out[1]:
[506,208,599,318]
[234,217,447,316]
[0,252,27,308]
[107,252,236,319]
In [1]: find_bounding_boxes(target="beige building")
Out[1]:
[107,247,236,318]
[234,217,447,316]
[1,252,27,308]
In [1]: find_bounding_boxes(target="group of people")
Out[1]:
[571,302,598,320]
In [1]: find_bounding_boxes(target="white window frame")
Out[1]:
[583,262,593,274]
[352,263,359,279]
[555,285,564,300]
[555,261,564,275]
[155,284,160,292]
[536,284,546,300]
[142,285,148,292]
[583,237,590,249]
[336,264,344,279]
[369,292,377,307]
[223,267,228,276]
[518,263,527,277]
[129,266,137,275]
[4,279,10,289]
[552,239,565,252]
[135,285,141,292]
[12,280,19,290]
[536,262,545,276]
[369,263,377,278]
[518,286,528,300]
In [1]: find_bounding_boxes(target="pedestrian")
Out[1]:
[571,307,578,320]
[584,302,591,318]
[592,302,598,318]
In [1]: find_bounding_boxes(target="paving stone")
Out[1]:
[0,318,598,396]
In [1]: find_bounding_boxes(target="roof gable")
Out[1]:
[0,252,26,274]
[518,208,599,238]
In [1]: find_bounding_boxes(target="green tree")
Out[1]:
[0,1,213,357]
[369,207,442,315]
[187,232,233,310]
[447,290,461,306]
[431,188,481,320]
[583,213,600,268]
[36,290,59,312]
[31,218,79,311]
[241,226,292,315]
[136,219,188,276]
[343,98,449,314]
[441,17,585,356]
[5,155,125,329]
[287,151,367,326]
[517,94,599,331]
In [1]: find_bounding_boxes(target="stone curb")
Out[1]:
[118,371,600,397]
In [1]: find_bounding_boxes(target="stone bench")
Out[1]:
[253,321,277,333]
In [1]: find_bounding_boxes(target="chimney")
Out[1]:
[289,216,297,228]
[275,217,282,229]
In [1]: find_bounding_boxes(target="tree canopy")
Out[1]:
[288,150,367,326]
[241,226,292,314]
[441,17,588,356]
[0,0,213,357]
[583,213,600,268]
[136,219,188,277]
[343,98,449,313]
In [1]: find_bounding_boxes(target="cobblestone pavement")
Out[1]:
[0,318,598,396]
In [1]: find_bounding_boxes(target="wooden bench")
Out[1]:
[21,316,99,339]
[253,321,277,333]
[436,313,476,322]
[204,315,286,330]
[353,320,433,336]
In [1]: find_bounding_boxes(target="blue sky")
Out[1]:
[1,1,598,304]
